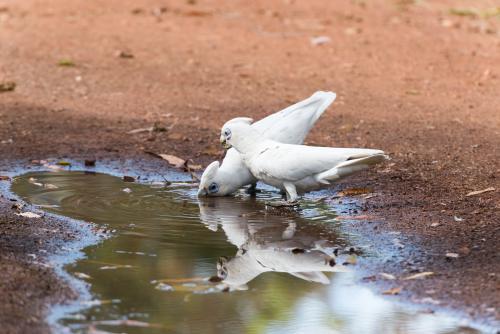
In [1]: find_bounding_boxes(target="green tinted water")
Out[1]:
[11,171,481,334]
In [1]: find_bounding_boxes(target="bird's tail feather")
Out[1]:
[315,153,388,184]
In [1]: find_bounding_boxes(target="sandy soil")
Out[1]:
[0,0,499,332]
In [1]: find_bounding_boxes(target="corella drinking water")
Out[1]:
[198,91,336,197]
[219,118,388,202]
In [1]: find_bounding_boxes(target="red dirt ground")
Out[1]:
[1,0,499,332]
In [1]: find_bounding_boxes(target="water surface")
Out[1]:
[12,171,481,334]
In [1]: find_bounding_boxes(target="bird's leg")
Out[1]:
[283,182,299,203]
[266,182,300,208]
[246,183,257,196]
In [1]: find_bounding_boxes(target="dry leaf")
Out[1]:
[453,216,464,222]
[404,272,434,280]
[128,127,153,134]
[382,287,402,295]
[159,154,185,168]
[0,175,10,181]
[123,176,135,182]
[145,151,186,168]
[379,273,396,280]
[445,252,459,258]
[183,10,212,17]
[84,159,96,167]
[16,212,41,218]
[56,160,71,166]
[58,59,75,67]
[74,272,92,280]
[0,81,16,93]
[337,188,372,196]
[465,187,495,197]
[115,50,134,58]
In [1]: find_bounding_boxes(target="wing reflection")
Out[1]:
[198,197,346,288]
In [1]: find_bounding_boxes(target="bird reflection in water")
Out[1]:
[198,196,348,290]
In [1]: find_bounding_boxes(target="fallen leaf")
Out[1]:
[16,212,41,218]
[183,10,212,17]
[465,187,495,197]
[128,127,154,134]
[58,59,75,67]
[122,188,132,193]
[56,160,71,166]
[123,176,135,182]
[337,188,373,196]
[160,154,185,167]
[0,175,10,181]
[74,272,92,280]
[404,272,434,280]
[453,216,464,222]
[382,287,402,295]
[379,272,396,280]
[430,222,440,227]
[0,81,16,93]
[84,159,96,167]
[445,252,459,259]
[405,89,420,95]
[115,50,134,58]
[449,8,476,17]
[43,183,58,189]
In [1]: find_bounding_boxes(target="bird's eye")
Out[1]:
[218,267,228,279]
[208,182,219,193]
[223,128,232,140]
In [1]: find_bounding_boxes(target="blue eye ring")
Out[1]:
[208,182,219,193]
[224,128,232,140]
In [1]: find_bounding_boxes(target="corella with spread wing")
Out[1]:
[220,119,388,202]
[198,91,336,197]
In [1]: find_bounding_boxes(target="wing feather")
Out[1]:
[252,145,383,182]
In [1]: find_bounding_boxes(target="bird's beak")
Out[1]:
[220,136,231,149]
[197,188,208,197]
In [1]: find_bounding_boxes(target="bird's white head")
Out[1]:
[197,161,223,196]
[220,117,257,153]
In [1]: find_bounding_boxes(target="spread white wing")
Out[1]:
[252,91,336,144]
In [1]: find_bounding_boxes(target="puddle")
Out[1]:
[11,171,484,334]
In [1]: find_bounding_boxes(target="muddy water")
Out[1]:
[12,171,480,334]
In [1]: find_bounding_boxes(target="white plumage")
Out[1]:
[198,91,336,196]
[220,119,388,202]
